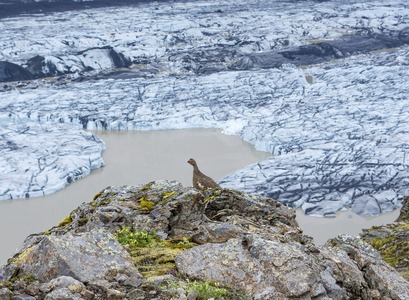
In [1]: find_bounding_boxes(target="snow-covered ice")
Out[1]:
[1,0,409,216]
[0,119,105,199]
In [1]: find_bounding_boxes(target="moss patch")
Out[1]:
[180,280,229,300]
[0,278,11,289]
[139,196,156,211]
[162,191,177,199]
[115,227,159,248]
[99,198,113,206]
[374,240,409,268]
[369,236,396,249]
[115,227,196,278]
[395,222,409,230]
[204,195,215,203]
[57,215,72,227]
[0,273,36,290]
[10,274,36,284]
[369,223,409,279]
[140,182,154,192]
[93,191,102,200]
[163,279,249,300]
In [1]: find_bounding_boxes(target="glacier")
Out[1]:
[1,0,409,216]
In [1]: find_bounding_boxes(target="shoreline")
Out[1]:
[0,128,271,265]
[297,207,400,245]
[0,128,400,265]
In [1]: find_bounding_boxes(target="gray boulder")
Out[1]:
[0,287,12,300]
[176,234,318,299]
[176,233,409,299]
[10,229,142,284]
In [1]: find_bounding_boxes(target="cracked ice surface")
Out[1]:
[1,0,409,216]
[222,52,409,216]
[0,119,105,199]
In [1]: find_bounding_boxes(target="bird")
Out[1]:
[187,158,221,191]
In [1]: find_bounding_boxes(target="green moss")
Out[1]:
[139,196,156,211]
[395,222,409,230]
[43,230,51,235]
[140,182,154,192]
[100,198,112,206]
[57,215,72,227]
[213,189,222,195]
[93,192,102,200]
[0,279,11,289]
[115,227,159,248]
[370,236,409,270]
[115,226,197,278]
[366,221,409,279]
[161,191,177,204]
[162,191,177,199]
[185,280,229,300]
[131,246,181,277]
[204,195,215,203]
[369,236,396,249]
[166,280,247,300]
[0,273,37,290]
[90,202,98,207]
[169,237,197,249]
[380,241,409,268]
[10,274,36,284]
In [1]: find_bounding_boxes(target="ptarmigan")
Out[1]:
[187,158,221,190]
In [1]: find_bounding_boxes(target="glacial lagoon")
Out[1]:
[0,129,399,265]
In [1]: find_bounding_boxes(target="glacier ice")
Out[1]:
[1,0,409,216]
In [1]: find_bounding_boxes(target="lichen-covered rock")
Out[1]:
[175,234,319,299]
[176,232,409,299]
[9,229,142,284]
[40,276,86,295]
[0,287,12,300]
[1,180,409,299]
[361,196,409,280]
[326,235,409,299]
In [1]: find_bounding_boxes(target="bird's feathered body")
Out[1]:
[187,158,221,190]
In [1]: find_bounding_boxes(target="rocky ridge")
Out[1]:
[0,46,131,82]
[1,181,408,299]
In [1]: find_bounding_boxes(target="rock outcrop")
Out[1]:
[0,46,131,82]
[361,196,409,281]
[26,46,131,79]
[0,61,34,82]
[1,180,408,299]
